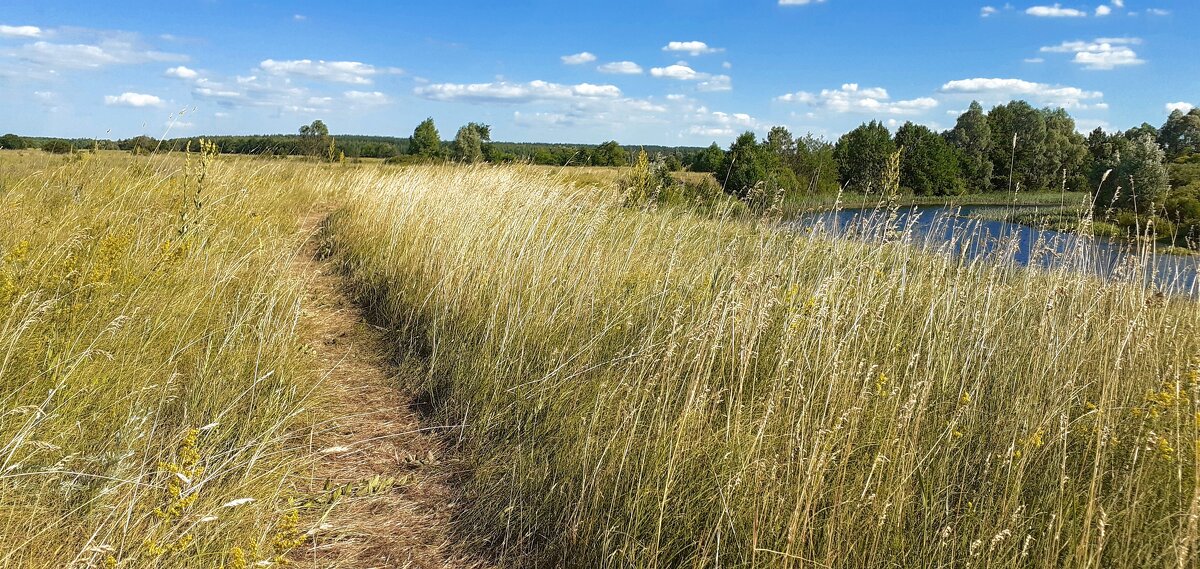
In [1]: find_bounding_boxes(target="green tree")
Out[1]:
[834,121,896,193]
[1094,133,1170,212]
[795,134,840,194]
[298,119,330,157]
[947,101,993,192]
[987,101,1049,192]
[592,141,628,167]
[691,143,725,173]
[1041,108,1089,192]
[894,122,966,196]
[766,126,796,158]
[41,140,73,154]
[0,133,27,150]
[453,122,490,164]
[409,118,442,158]
[1159,109,1200,159]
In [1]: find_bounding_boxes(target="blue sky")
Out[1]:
[0,1,1195,146]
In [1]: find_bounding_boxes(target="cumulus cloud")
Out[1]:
[1040,38,1144,70]
[0,25,42,38]
[165,65,198,79]
[104,92,164,108]
[1166,102,1194,113]
[597,61,643,74]
[940,77,1104,109]
[981,6,999,16]
[259,59,401,85]
[1026,4,1087,17]
[778,0,826,5]
[662,41,723,56]
[561,52,596,65]
[651,64,703,80]
[776,83,938,115]
[414,79,621,104]
[1095,5,1112,16]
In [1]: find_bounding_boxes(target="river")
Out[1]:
[795,205,1199,297]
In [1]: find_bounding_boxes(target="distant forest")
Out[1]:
[3,102,1199,246]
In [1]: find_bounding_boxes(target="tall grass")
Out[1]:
[0,150,346,567]
[328,165,1200,567]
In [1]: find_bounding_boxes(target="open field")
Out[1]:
[328,165,1200,567]
[3,153,1199,567]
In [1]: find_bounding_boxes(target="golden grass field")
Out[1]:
[3,150,1199,567]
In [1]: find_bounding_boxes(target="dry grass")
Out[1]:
[0,150,360,567]
[326,165,1200,567]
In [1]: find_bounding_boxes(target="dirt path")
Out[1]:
[289,213,485,569]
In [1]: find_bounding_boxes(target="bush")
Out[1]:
[41,140,73,154]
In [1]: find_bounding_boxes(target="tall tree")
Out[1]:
[452,122,490,164]
[298,119,330,157]
[795,134,840,194]
[895,122,966,196]
[1041,108,1089,192]
[834,121,896,193]
[592,141,628,167]
[691,143,725,173]
[409,118,442,158]
[1093,133,1170,212]
[948,101,993,192]
[0,133,27,150]
[987,101,1049,192]
[1159,109,1200,159]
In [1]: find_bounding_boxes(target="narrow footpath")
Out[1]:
[290,213,486,569]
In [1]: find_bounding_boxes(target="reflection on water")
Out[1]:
[794,205,1199,297]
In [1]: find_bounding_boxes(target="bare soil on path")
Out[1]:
[289,212,488,569]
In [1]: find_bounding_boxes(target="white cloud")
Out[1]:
[776,83,938,115]
[662,41,723,56]
[1026,4,1087,17]
[344,90,390,106]
[0,25,42,38]
[15,39,185,70]
[981,6,999,16]
[1146,8,1170,16]
[1166,102,1194,113]
[686,110,761,138]
[104,92,164,108]
[940,77,1104,109]
[779,0,826,5]
[293,14,307,21]
[651,64,703,80]
[1040,38,1144,69]
[1024,57,1045,63]
[697,74,732,92]
[597,61,643,74]
[561,52,596,65]
[1095,5,1111,16]
[414,80,621,104]
[165,65,198,79]
[259,59,401,85]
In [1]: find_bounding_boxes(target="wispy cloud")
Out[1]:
[259,59,402,85]
[0,24,42,38]
[414,79,621,104]
[1026,4,1087,17]
[940,77,1104,109]
[597,61,643,74]
[560,52,596,65]
[1040,38,1144,70]
[776,83,938,115]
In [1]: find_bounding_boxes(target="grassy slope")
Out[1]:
[0,151,353,567]
[329,165,1200,568]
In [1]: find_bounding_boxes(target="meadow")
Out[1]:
[2,150,1199,567]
